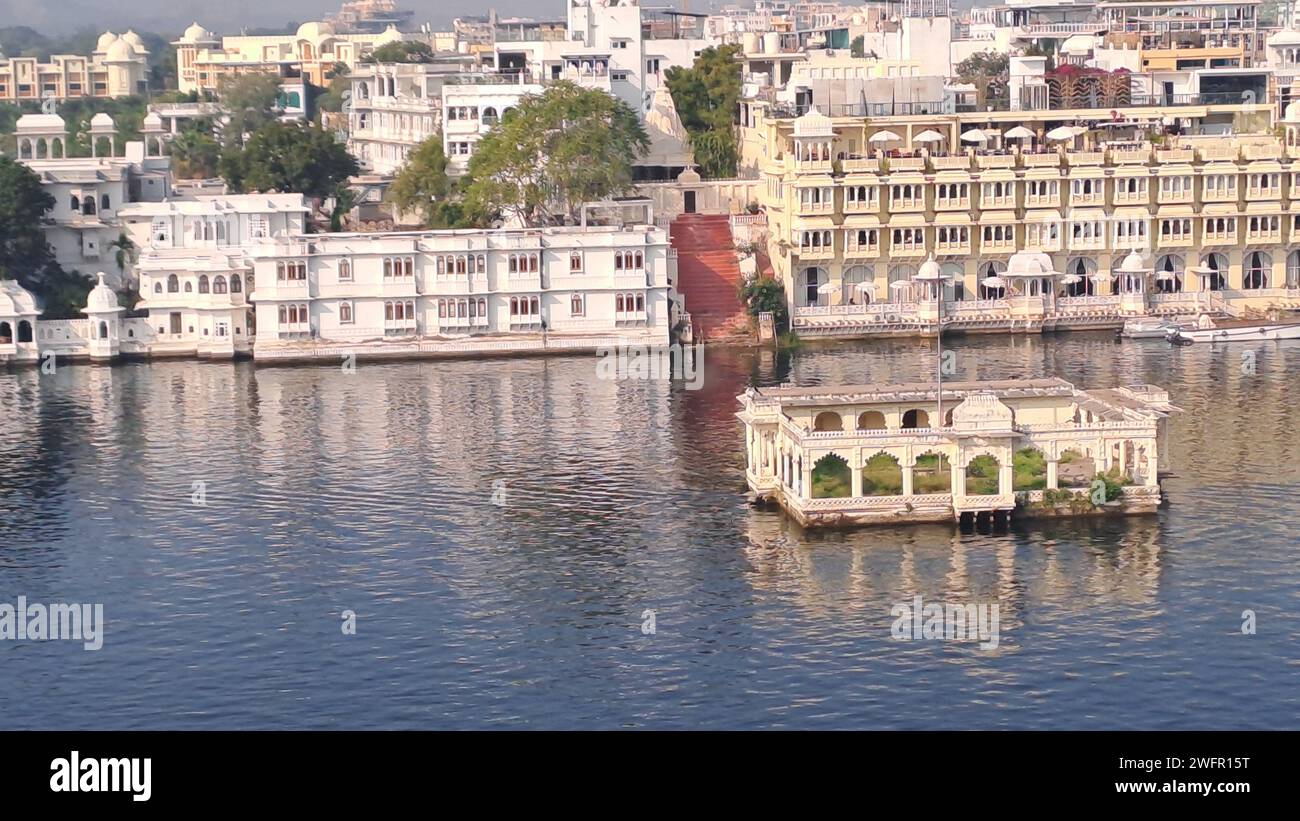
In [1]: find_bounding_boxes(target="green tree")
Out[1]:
[216,73,283,146]
[739,277,787,333]
[664,45,741,178]
[362,41,434,64]
[222,121,359,198]
[388,137,469,227]
[167,124,221,179]
[0,155,91,318]
[955,51,1010,109]
[314,62,352,114]
[108,231,137,274]
[851,35,865,58]
[461,82,648,226]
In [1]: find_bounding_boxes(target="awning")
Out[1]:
[1245,201,1285,214]
[934,212,973,225]
[841,214,882,228]
[1246,160,1284,174]
[1024,166,1065,180]
[934,170,974,182]
[888,213,928,227]
[794,176,836,188]
[1022,208,1064,222]
[791,215,837,230]
[979,210,1017,224]
[1156,204,1196,217]
[1200,203,1241,217]
[1155,163,1195,176]
[1112,205,1153,219]
[977,168,1017,181]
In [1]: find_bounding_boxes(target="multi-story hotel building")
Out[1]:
[117,194,311,359]
[246,205,673,361]
[349,56,478,175]
[0,31,149,102]
[440,75,545,177]
[742,88,1300,335]
[173,20,410,98]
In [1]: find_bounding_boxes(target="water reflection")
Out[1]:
[0,334,1295,729]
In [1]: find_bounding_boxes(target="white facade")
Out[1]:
[349,58,476,174]
[248,222,673,360]
[494,0,713,118]
[117,194,311,359]
[15,114,171,288]
[440,77,544,176]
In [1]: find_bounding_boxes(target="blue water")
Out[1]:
[1,333,1297,729]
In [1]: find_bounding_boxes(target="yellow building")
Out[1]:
[174,21,410,96]
[741,94,1300,335]
[0,31,148,102]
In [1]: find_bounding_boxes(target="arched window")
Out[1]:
[901,409,929,429]
[184,281,193,293]
[1244,251,1269,289]
[977,261,1005,299]
[279,305,288,323]
[154,282,162,294]
[384,258,394,277]
[1154,254,1184,293]
[1287,250,1300,288]
[856,410,886,430]
[800,266,826,307]
[167,274,179,293]
[213,275,228,294]
[198,275,210,293]
[571,294,584,316]
[1201,253,1228,291]
[340,303,352,323]
[231,275,242,293]
[811,454,853,498]
[101,194,111,212]
[842,264,870,305]
[813,411,843,432]
[70,195,80,211]
[1062,257,1096,296]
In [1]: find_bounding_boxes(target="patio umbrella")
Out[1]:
[960,128,988,144]
[869,130,902,144]
[980,276,1006,289]
[1155,269,1178,281]
[1005,125,1036,140]
[1046,126,1077,141]
[816,281,838,294]
[854,282,877,295]
[912,129,945,143]
[1059,274,1083,285]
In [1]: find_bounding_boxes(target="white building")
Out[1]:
[494,0,713,118]
[441,75,544,176]
[14,113,171,288]
[349,56,478,174]
[0,280,41,365]
[248,204,673,361]
[117,193,311,359]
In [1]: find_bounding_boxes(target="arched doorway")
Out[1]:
[800,267,827,307]
[861,453,903,496]
[813,411,843,432]
[17,320,33,343]
[1154,254,1183,293]
[842,264,871,305]
[856,410,886,430]
[1062,257,1096,296]
[1200,253,1228,291]
[1012,447,1048,490]
[964,454,1001,495]
[1244,251,1270,289]
[887,264,916,303]
[913,452,952,493]
[901,408,929,429]
[978,261,1006,298]
[811,454,852,498]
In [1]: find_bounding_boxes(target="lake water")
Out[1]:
[1,332,1297,729]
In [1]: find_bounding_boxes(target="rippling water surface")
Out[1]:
[1,333,1297,729]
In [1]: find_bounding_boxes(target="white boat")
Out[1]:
[1167,318,1300,343]
[1120,318,1175,339]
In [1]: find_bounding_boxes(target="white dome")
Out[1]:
[296,21,336,40]
[143,111,164,129]
[0,280,40,316]
[1116,250,1148,274]
[917,255,942,279]
[89,112,117,131]
[1285,101,1300,122]
[182,22,215,43]
[96,31,119,52]
[1005,250,1056,277]
[793,108,834,138]
[105,38,137,62]
[1269,27,1300,48]
[85,273,120,313]
[121,31,148,53]
[376,25,404,46]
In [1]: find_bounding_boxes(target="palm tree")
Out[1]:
[167,127,220,179]
[108,232,137,274]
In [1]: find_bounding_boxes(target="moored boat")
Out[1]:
[1167,317,1300,343]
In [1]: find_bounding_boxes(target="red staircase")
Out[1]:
[670,214,753,342]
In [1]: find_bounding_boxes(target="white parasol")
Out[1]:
[869,130,902,144]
